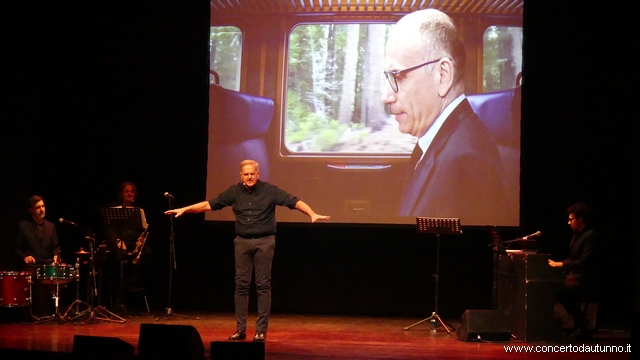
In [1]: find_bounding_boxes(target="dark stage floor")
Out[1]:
[0,310,632,359]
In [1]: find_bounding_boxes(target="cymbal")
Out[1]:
[74,250,90,255]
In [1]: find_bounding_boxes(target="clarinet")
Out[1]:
[132,225,149,264]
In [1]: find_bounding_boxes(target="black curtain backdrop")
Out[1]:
[1,1,635,327]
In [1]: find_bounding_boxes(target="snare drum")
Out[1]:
[0,271,31,307]
[37,264,75,285]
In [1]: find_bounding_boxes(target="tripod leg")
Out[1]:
[403,313,436,331]
[29,279,38,321]
[166,313,200,320]
[143,292,150,313]
[433,314,452,334]
[155,307,200,321]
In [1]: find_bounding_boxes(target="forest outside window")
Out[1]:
[483,26,523,92]
[285,23,416,155]
[210,26,242,90]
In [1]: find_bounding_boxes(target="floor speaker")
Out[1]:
[456,310,511,341]
[138,323,205,360]
[72,334,135,359]
[210,341,265,359]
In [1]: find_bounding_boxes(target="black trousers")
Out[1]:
[233,235,275,333]
[556,279,590,329]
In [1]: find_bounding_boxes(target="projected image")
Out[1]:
[208,6,522,226]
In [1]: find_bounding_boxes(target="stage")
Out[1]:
[0,311,631,359]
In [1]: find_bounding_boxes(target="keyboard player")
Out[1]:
[548,202,598,341]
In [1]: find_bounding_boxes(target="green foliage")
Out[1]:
[210,26,242,89]
[286,89,354,151]
[314,126,342,151]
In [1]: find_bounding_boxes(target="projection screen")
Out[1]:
[207,12,522,226]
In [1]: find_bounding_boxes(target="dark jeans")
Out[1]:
[233,235,275,333]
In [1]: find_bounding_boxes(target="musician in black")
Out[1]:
[106,182,146,252]
[548,202,598,340]
[15,195,61,318]
[102,182,152,310]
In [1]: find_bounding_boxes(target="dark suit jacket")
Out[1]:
[562,227,598,290]
[398,99,509,225]
[15,218,60,264]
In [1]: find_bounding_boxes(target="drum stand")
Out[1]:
[35,280,74,325]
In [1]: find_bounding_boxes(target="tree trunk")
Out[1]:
[361,24,386,131]
[338,24,360,125]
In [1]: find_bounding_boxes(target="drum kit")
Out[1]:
[0,239,126,325]
[0,271,31,308]
[2,211,152,324]
[0,261,78,324]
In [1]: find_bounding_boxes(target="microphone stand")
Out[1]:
[156,194,198,321]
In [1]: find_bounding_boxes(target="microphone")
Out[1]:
[520,231,542,240]
[164,192,174,198]
[59,218,80,227]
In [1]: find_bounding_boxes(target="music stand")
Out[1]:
[404,217,462,334]
[101,207,147,232]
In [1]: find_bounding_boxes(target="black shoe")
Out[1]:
[253,331,266,342]
[228,330,246,341]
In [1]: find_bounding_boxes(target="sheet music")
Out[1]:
[139,208,148,229]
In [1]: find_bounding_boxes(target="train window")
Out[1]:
[210,26,242,90]
[285,23,415,155]
[483,26,522,92]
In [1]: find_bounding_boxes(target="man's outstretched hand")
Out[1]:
[311,214,330,223]
[165,208,186,218]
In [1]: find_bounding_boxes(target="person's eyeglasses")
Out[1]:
[384,58,442,93]
[568,217,576,222]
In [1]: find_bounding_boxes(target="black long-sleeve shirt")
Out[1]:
[208,181,299,238]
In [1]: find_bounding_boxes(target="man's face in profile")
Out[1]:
[382,28,443,138]
[568,213,583,233]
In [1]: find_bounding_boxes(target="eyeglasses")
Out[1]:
[384,58,442,93]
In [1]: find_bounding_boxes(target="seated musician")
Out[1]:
[548,202,598,341]
[103,182,152,307]
[14,195,61,318]
[107,182,145,253]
